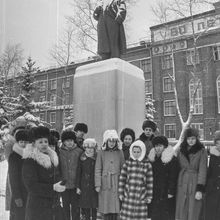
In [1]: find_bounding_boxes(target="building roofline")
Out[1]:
[150,9,216,30]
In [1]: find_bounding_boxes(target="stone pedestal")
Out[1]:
[74,58,145,146]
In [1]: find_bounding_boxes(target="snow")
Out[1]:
[0,160,9,220]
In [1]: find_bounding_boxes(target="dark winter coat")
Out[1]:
[93,0,126,58]
[8,149,27,220]
[175,141,207,220]
[59,145,83,189]
[122,143,130,161]
[118,142,153,220]
[148,146,179,220]
[95,148,125,214]
[205,146,220,220]
[76,152,98,208]
[139,133,154,157]
[22,146,64,220]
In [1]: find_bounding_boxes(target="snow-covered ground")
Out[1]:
[0,160,9,220]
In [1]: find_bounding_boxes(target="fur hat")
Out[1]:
[83,138,97,149]
[184,127,199,138]
[30,126,50,142]
[214,130,220,144]
[152,136,168,148]
[142,120,157,132]
[61,130,76,142]
[103,129,119,143]
[74,123,88,133]
[120,128,135,142]
[50,129,60,141]
[129,140,146,161]
[15,129,28,142]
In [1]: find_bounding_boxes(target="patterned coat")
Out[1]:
[95,148,124,214]
[205,147,220,220]
[118,141,153,220]
[175,142,207,220]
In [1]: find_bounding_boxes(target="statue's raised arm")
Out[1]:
[93,0,127,60]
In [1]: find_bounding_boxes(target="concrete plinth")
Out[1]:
[74,58,145,146]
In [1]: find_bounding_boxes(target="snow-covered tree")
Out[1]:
[145,97,155,120]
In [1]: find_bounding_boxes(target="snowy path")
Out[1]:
[0,160,9,220]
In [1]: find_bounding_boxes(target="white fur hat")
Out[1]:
[83,138,97,149]
[130,140,146,161]
[103,129,119,143]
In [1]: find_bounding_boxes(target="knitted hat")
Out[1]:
[83,138,97,149]
[184,127,199,138]
[61,130,76,142]
[142,120,157,132]
[103,129,119,143]
[120,128,135,142]
[15,129,28,142]
[152,136,168,148]
[30,126,50,142]
[74,123,88,133]
[214,130,220,144]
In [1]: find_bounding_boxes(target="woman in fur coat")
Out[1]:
[95,130,125,220]
[175,128,207,220]
[205,130,220,220]
[118,140,153,220]
[22,126,66,220]
[148,136,179,220]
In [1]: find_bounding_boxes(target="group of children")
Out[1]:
[5,119,220,220]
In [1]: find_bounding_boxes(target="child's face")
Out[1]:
[123,135,133,147]
[75,130,85,139]
[155,144,165,156]
[132,146,142,159]
[34,138,49,153]
[187,136,197,146]
[216,140,220,151]
[144,127,153,137]
[64,139,76,148]
[85,146,95,156]
[107,139,117,148]
[18,140,26,148]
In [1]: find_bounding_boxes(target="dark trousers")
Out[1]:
[103,213,118,220]
[81,208,97,220]
[61,189,80,220]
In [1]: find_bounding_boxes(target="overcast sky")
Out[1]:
[0,0,214,68]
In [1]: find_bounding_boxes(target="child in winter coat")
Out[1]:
[205,130,220,220]
[76,138,98,220]
[175,128,207,220]
[118,140,153,220]
[95,129,125,220]
[8,129,28,220]
[148,136,179,220]
[22,126,66,220]
[120,128,135,160]
[59,130,83,220]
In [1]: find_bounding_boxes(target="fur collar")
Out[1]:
[80,152,96,161]
[148,145,175,163]
[139,133,154,142]
[210,146,220,157]
[23,145,59,169]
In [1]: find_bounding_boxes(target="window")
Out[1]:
[161,55,173,69]
[39,95,46,102]
[63,77,70,88]
[50,112,56,123]
[63,93,70,105]
[189,80,203,114]
[50,94,56,106]
[50,79,57,90]
[217,76,220,113]
[140,59,151,72]
[191,123,204,140]
[39,81,46,92]
[213,45,220,61]
[186,49,200,65]
[39,113,45,121]
[145,80,152,94]
[163,77,174,92]
[164,124,176,139]
[164,100,176,116]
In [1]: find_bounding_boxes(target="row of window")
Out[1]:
[165,123,204,140]
[39,93,71,106]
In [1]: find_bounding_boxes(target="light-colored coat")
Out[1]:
[175,143,207,220]
[95,149,124,214]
